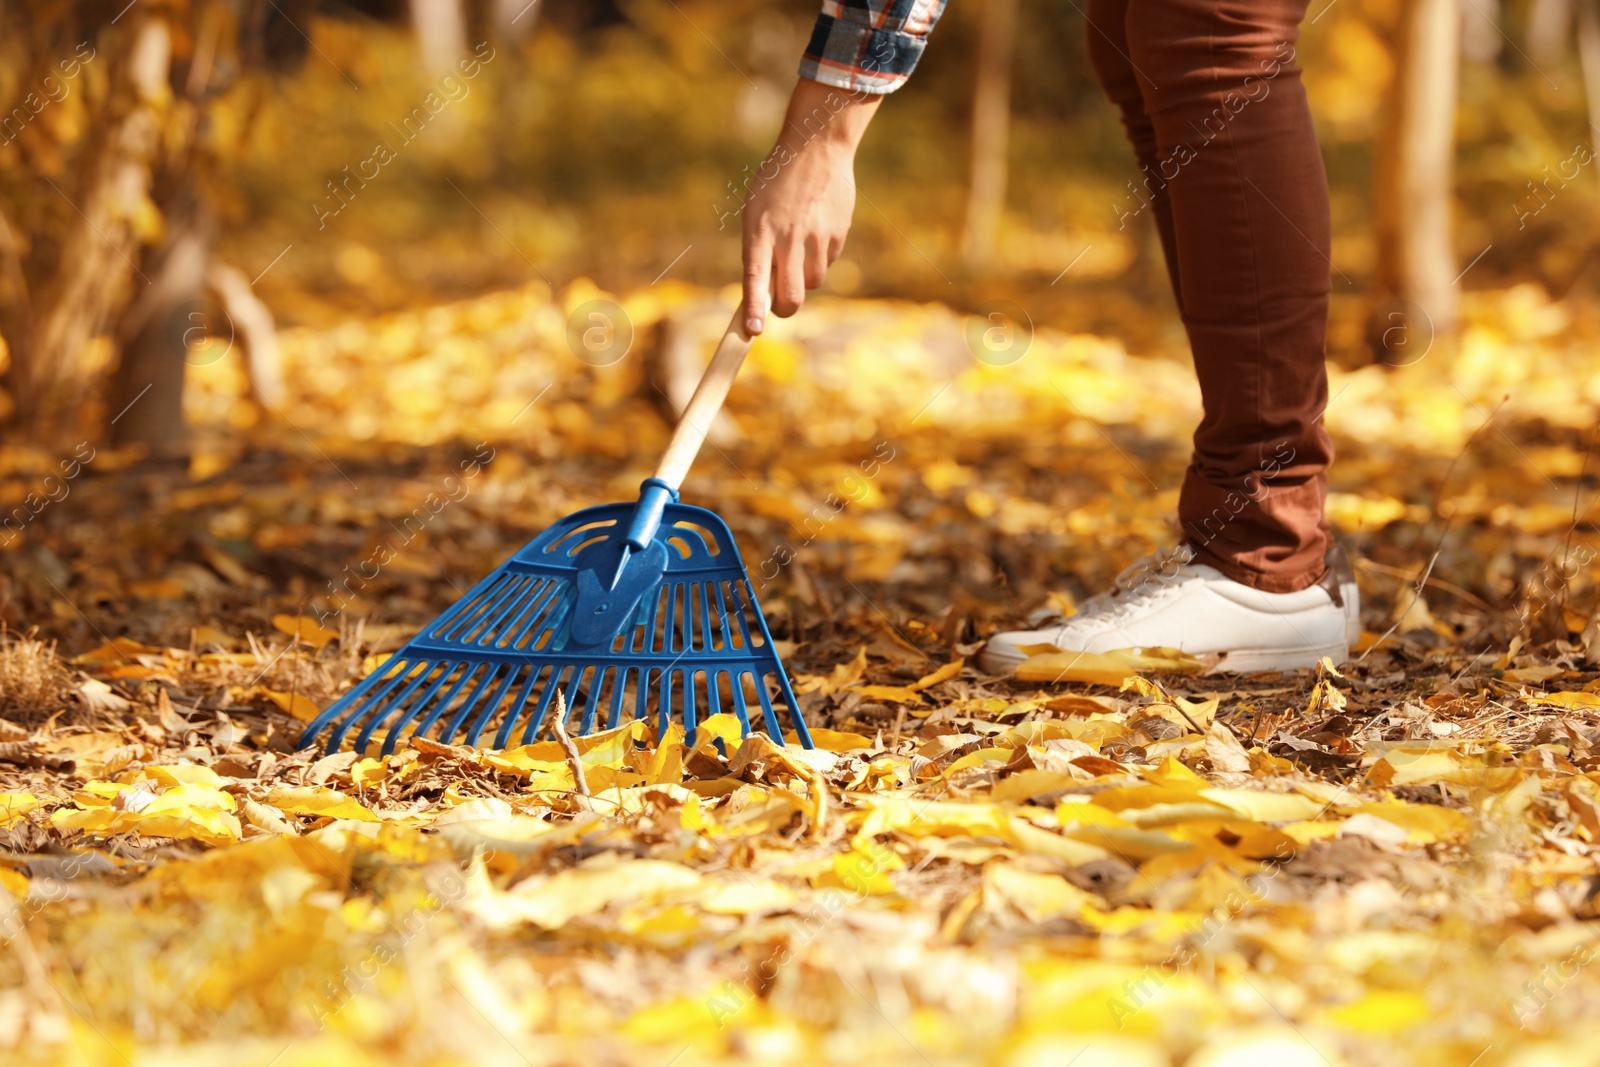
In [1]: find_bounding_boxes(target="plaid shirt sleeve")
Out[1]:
[799,0,948,95]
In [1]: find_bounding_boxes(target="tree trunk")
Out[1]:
[493,0,540,43]
[1578,0,1600,191]
[1460,0,1502,63]
[1529,0,1573,61]
[412,0,469,75]
[1373,0,1460,332]
[645,306,737,448]
[961,0,1018,272]
[19,16,171,448]
[107,188,213,455]
[0,209,30,425]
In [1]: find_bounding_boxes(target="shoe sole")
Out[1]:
[979,639,1352,677]
[1208,641,1350,674]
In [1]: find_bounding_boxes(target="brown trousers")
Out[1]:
[1086,0,1334,592]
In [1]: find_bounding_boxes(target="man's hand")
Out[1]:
[742,79,881,335]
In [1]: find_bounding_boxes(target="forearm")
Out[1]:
[773,77,881,163]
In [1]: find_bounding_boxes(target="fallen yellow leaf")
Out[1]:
[800,728,872,752]
[911,659,964,690]
[52,783,241,846]
[271,614,341,649]
[848,684,925,703]
[0,793,46,828]
[502,859,703,928]
[1504,664,1567,684]
[983,860,1098,922]
[263,786,380,822]
[1319,989,1430,1035]
[1014,647,1205,685]
[1529,691,1600,711]
[263,690,321,723]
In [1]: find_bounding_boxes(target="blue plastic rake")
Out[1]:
[300,313,813,755]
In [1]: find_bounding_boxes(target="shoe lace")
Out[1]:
[1076,545,1197,619]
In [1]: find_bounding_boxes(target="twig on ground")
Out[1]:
[549,692,590,799]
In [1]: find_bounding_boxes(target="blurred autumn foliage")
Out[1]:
[4,0,1600,449]
[5,1,1600,1065]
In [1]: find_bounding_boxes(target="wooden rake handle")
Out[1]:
[653,309,755,491]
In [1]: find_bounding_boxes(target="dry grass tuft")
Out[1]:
[0,628,74,723]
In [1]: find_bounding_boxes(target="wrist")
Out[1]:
[775,76,880,158]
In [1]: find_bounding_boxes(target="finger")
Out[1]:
[742,226,773,336]
[826,234,846,266]
[804,233,828,290]
[772,236,806,318]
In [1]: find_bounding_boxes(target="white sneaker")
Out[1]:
[979,544,1360,675]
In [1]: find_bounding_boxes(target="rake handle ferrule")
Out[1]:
[623,478,678,551]
[652,311,753,491]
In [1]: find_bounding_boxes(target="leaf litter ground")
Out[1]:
[3,282,1600,1065]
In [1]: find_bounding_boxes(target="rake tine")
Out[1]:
[643,579,662,655]
[776,669,811,748]
[375,659,477,756]
[578,666,608,734]
[301,658,394,745]
[322,658,418,752]
[458,663,525,747]
[491,664,546,749]
[753,670,781,740]
[363,661,454,751]
[561,668,587,733]
[677,585,693,654]
[653,667,671,741]
[637,666,655,725]
[405,663,494,748]
[720,585,780,742]
[710,580,734,652]
[529,578,571,642]
[697,581,718,653]
[754,566,811,746]
[678,668,699,740]
[439,664,510,743]
[723,579,758,652]
[352,660,441,753]
[608,665,631,729]
[639,585,661,647]
[573,666,596,734]
[730,668,752,728]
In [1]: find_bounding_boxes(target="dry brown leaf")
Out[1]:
[1205,722,1252,774]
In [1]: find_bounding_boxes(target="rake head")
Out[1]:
[299,486,812,755]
